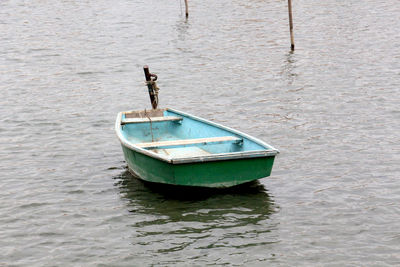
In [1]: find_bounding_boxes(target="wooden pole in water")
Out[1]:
[143,65,158,109]
[184,0,189,18]
[288,0,295,50]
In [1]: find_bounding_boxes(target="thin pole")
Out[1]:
[288,0,295,50]
[184,0,189,18]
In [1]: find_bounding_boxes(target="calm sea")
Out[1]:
[1,0,399,265]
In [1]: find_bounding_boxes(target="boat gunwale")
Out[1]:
[115,108,279,164]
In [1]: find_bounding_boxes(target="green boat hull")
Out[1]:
[122,145,276,188]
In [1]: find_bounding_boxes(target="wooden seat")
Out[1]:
[136,136,243,149]
[121,116,182,125]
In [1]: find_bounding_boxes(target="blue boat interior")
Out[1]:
[120,109,269,158]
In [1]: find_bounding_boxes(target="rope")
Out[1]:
[145,80,159,108]
[144,109,155,142]
[145,80,160,94]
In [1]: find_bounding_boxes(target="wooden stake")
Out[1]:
[143,65,158,109]
[288,0,295,50]
[184,0,189,18]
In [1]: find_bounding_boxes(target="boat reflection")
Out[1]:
[114,170,277,223]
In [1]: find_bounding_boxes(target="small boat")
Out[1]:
[115,66,279,188]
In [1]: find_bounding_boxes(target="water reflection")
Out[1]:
[114,170,276,224]
[114,170,278,257]
[281,51,298,85]
[175,18,191,42]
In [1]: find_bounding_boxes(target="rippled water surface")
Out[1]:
[1,0,399,266]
